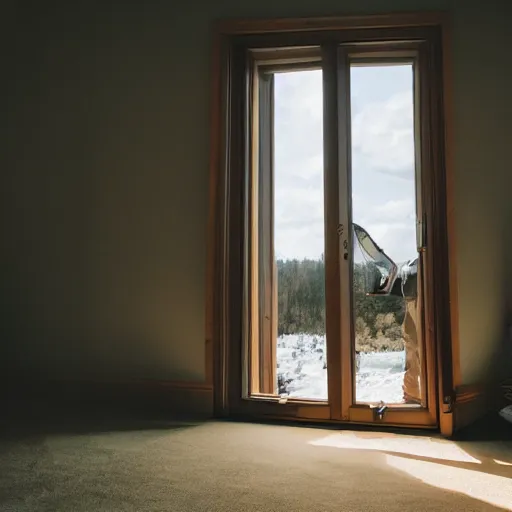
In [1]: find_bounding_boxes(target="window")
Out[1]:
[211,15,453,430]
[248,52,327,400]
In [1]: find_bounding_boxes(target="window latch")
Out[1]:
[373,401,387,420]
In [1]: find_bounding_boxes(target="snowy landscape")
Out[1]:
[276,334,405,404]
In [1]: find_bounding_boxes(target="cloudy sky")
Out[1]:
[273,64,417,265]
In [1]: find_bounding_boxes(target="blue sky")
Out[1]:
[273,64,417,264]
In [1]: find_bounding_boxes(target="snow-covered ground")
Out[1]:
[277,334,405,403]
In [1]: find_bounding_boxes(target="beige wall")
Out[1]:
[449,1,511,383]
[2,0,510,386]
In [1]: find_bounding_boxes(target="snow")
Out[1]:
[277,334,405,403]
[356,351,405,403]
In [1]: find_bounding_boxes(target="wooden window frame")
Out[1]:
[249,50,325,399]
[206,12,457,435]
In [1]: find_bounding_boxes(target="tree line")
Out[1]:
[277,257,405,350]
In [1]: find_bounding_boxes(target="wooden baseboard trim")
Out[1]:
[2,379,214,419]
[453,383,491,432]
[455,384,484,403]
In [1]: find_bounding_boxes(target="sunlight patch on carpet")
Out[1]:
[494,459,512,466]
[386,454,512,510]
[309,432,480,464]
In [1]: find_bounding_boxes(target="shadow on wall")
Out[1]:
[489,222,512,400]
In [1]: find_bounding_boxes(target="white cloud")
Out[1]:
[352,91,414,177]
[272,67,417,264]
[274,183,325,260]
[355,197,415,223]
[377,199,416,221]
[273,70,325,260]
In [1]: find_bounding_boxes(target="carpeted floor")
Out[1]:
[1,418,511,511]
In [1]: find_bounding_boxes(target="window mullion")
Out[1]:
[335,46,355,419]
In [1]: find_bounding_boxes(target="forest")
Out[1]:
[277,257,405,352]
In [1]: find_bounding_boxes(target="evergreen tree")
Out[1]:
[276,258,405,351]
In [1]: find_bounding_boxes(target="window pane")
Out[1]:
[350,63,424,406]
[273,69,327,400]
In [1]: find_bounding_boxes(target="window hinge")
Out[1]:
[417,215,427,252]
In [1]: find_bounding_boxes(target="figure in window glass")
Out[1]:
[354,223,422,405]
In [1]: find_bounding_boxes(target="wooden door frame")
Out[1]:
[206,11,458,435]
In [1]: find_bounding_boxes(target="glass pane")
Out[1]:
[273,69,327,400]
[350,63,424,406]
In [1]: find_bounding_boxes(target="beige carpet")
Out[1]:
[1,419,511,511]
